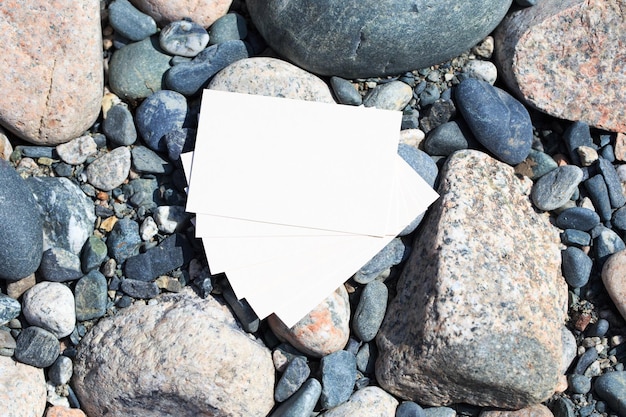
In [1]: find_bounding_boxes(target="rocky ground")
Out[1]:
[0,0,625,417]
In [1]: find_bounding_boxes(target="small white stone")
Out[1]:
[46,382,70,408]
[140,216,159,241]
[399,129,426,150]
[22,282,75,338]
[56,135,98,165]
[153,206,189,234]
[577,146,598,167]
[463,60,498,85]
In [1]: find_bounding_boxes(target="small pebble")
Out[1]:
[135,90,188,152]
[48,355,73,385]
[120,279,159,299]
[397,401,426,417]
[153,206,189,233]
[363,81,413,111]
[355,342,377,375]
[330,77,362,106]
[556,207,601,231]
[39,248,83,282]
[274,356,310,402]
[531,165,583,211]
[419,99,456,133]
[74,270,108,321]
[103,104,137,146]
[86,147,131,191]
[561,229,591,247]
[561,247,592,288]
[22,282,75,338]
[320,350,357,409]
[208,13,247,44]
[55,135,97,165]
[352,281,388,342]
[0,328,16,356]
[140,216,159,241]
[80,235,108,273]
[354,238,406,284]
[131,146,172,174]
[573,347,598,375]
[593,371,626,415]
[594,226,626,265]
[586,318,609,337]
[550,397,575,417]
[597,158,626,208]
[567,374,591,394]
[269,378,321,417]
[165,128,196,161]
[108,0,157,41]
[463,60,498,85]
[106,217,142,263]
[576,146,598,166]
[585,175,612,221]
[423,121,475,156]
[14,326,60,368]
[563,121,593,166]
[124,234,193,282]
[160,20,209,57]
[0,293,21,325]
[423,407,456,417]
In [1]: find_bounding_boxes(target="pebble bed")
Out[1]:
[0,1,625,416]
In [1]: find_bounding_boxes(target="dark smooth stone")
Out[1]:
[556,207,601,231]
[419,99,457,134]
[48,355,73,385]
[108,0,157,41]
[124,234,193,282]
[594,226,626,265]
[594,371,626,416]
[573,347,598,374]
[247,0,512,78]
[330,76,362,106]
[561,229,591,247]
[354,238,406,284]
[516,149,558,180]
[53,162,74,177]
[39,247,83,282]
[355,342,377,375]
[352,281,388,342]
[81,235,108,273]
[0,293,21,324]
[160,20,209,57]
[120,278,159,299]
[585,175,613,221]
[270,378,321,417]
[0,159,43,281]
[597,158,626,208]
[551,397,575,417]
[401,108,420,130]
[127,178,160,209]
[397,401,426,417]
[563,121,593,166]
[209,13,248,44]
[456,78,532,165]
[601,145,616,162]
[611,206,626,232]
[106,217,142,263]
[320,350,357,409]
[131,146,172,174]
[424,120,475,156]
[15,146,57,159]
[165,128,196,161]
[14,326,60,368]
[561,247,592,288]
[103,104,137,146]
[274,356,311,402]
[419,84,440,108]
[586,318,609,337]
[75,270,108,321]
[136,90,188,152]
[531,165,583,211]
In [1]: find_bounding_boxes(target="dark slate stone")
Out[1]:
[270,378,321,417]
[556,207,601,231]
[330,76,362,106]
[354,238,406,284]
[574,347,599,375]
[530,165,583,211]
[246,0,512,78]
[355,341,377,375]
[136,90,188,152]
[518,149,559,180]
[75,270,108,321]
[48,355,73,385]
[0,293,21,324]
[274,356,311,402]
[561,229,591,247]
[120,278,159,299]
[165,128,196,161]
[419,84,441,108]
[209,13,248,44]
[594,226,626,266]
[53,162,73,177]
[14,326,60,368]
[563,121,593,167]
[352,281,388,342]
[585,175,613,221]
[551,397,576,417]
[397,401,426,417]
[419,99,457,134]
[561,247,592,288]
[320,350,357,409]
[81,235,108,273]
[597,158,626,208]
[103,104,137,146]
[401,108,420,130]
[39,247,83,282]
[159,20,209,57]
[601,145,616,163]
[0,159,43,281]
[124,234,193,282]
[221,279,259,333]
[108,0,157,41]
[127,178,160,209]
[165,40,250,96]
[611,206,626,232]
[594,371,626,416]
[16,146,57,159]
[456,78,533,165]
[423,121,475,156]
[131,146,172,174]
[106,218,142,263]
[586,318,609,338]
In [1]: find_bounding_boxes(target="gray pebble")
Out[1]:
[15,146,57,159]
[103,104,137,146]
[594,371,626,416]
[423,407,456,417]
[353,281,388,342]
[519,149,559,180]
[561,247,592,288]
[463,60,497,85]
[131,146,172,174]
[396,401,426,417]
[14,326,60,368]
[320,350,357,409]
[153,206,189,234]
[86,147,131,191]
[530,165,583,211]
[108,0,157,41]
[120,278,159,299]
[160,20,209,57]
[363,81,413,111]
[612,206,626,231]
[74,270,108,321]
[594,226,626,265]
[356,342,377,375]
[419,83,440,107]
[0,328,16,356]
[165,128,196,161]
[39,247,83,282]
[55,135,98,165]
[0,293,21,325]
[354,238,406,284]
[597,158,626,208]
[401,108,420,130]
[128,177,159,209]
[419,99,456,134]
[106,217,142,263]
[275,356,310,402]
[556,207,600,231]
[550,397,575,417]
[563,121,593,166]
[586,318,609,337]
[574,347,598,375]
[209,13,248,44]
[136,90,188,151]
[330,77,362,106]
[585,175,612,221]
[560,229,591,247]
[124,234,193,282]
[568,373,591,394]
[423,120,474,156]
[81,235,108,273]
[269,378,321,417]
[48,355,73,385]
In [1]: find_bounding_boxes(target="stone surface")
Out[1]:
[247,0,512,78]
[363,81,413,111]
[0,293,20,325]
[22,282,75,338]
[268,286,350,358]
[124,233,193,281]
[376,150,567,408]
[330,77,362,106]
[48,355,73,386]
[319,386,398,417]
[14,326,60,368]
[270,378,321,417]
[0,356,46,417]
[601,251,626,322]
[0,0,103,145]
[129,0,232,28]
[55,135,97,165]
[561,246,592,288]
[109,0,157,42]
[556,207,600,231]
[86,146,131,191]
[103,104,137,146]
[209,57,335,103]
[45,407,88,417]
[39,247,83,282]
[0,159,43,281]
[424,121,475,157]
[320,350,357,409]
[131,146,171,174]
[72,289,274,417]
[0,126,13,160]
[479,404,554,417]
[136,90,188,152]
[74,270,108,321]
[275,356,311,402]
[160,20,209,57]
[106,217,142,263]
[352,280,388,342]
[594,371,626,416]
[494,0,626,132]
[354,237,406,284]
[530,166,584,212]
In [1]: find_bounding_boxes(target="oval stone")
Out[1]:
[556,207,601,231]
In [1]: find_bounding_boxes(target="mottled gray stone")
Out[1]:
[320,350,357,409]
[109,0,157,41]
[106,217,142,263]
[275,356,311,402]
[48,355,73,386]
[75,270,108,321]
[530,165,584,211]
[0,293,20,325]
[124,233,193,281]
[22,282,75,338]
[376,150,567,408]
[55,135,97,165]
[160,20,209,57]
[131,146,172,174]
[39,247,83,282]
[319,386,398,417]
[81,235,108,273]
[103,104,137,146]
[352,281,388,342]
[86,147,131,191]
[594,371,626,416]
[424,121,475,157]
[135,90,188,152]
[14,326,60,368]
[363,81,413,111]
[330,77,362,106]
[270,378,320,417]
[209,13,247,44]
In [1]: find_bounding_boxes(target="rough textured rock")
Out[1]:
[494,0,626,132]
[129,0,232,28]
[319,386,398,417]
[376,150,567,408]
[0,0,103,144]
[72,289,275,417]
[0,356,46,417]
[479,404,554,417]
[246,0,512,78]
[209,57,335,103]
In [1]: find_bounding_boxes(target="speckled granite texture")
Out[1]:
[494,0,625,133]
[376,150,567,409]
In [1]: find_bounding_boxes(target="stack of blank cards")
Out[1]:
[183,89,439,327]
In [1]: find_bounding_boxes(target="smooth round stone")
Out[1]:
[274,356,311,402]
[561,247,592,288]
[103,104,137,146]
[120,278,159,299]
[363,81,412,111]
[22,282,75,338]
[209,13,247,44]
[550,398,575,417]
[246,0,512,78]
[515,149,559,180]
[0,159,43,281]
[601,251,626,321]
[108,36,172,101]
[109,0,157,41]
[355,341,377,375]
[419,83,441,108]
[595,226,626,266]
[86,147,131,191]
[463,60,498,85]
[584,175,612,221]
[160,20,209,57]
[14,326,60,368]
[39,247,83,282]
[597,158,626,208]
[135,90,188,151]
[131,146,171,174]
[75,270,108,321]
[81,235,108,273]
[397,401,426,417]
[586,318,609,337]
[49,355,73,386]
[270,378,321,417]
[556,207,601,231]
[594,371,626,414]
[55,135,97,165]
[564,121,593,166]
[330,77,362,106]
[567,374,591,394]
[0,293,21,325]
[354,238,406,284]
[561,229,591,247]
[530,165,584,211]
[320,350,357,409]
[107,217,142,263]
[352,281,388,342]
[456,78,533,165]
[319,386,398,417]
[423,121,474,156]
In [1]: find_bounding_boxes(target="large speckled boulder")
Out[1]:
[0,356,46,417]
[246,0,512,78]
[376,150,567,408]
[72,289,275,417]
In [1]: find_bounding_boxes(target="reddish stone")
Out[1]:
[614,133,626,163]
[495,0,625,133]
[601,250,626,322]
[129,0,232,28]
[46,406,87,417]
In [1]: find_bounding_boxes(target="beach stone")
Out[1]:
[613,207,626,232]
[120,278,159,299]
[39,247,83,282]
[81,235,107,273]
[530,165,584,211]
[423,121,475,157]
[246,0,512,78]
[55,135,97,165]
[456,78,533,165]
[131,146,171,174]
[594,226,626,266]
[330,77,362,106]
[124,233,193,281]
[275,356,311,402]
[561,247,592,288]
[515,149,559,180]
[585,175,612,221]
[562,122,593,166]
[165,128,195,161]
[6,274,36,300]
[594,371,626,416]
[74,270,108,321]
[160,20,208,57]
[0,127,13,160]
[319,386,398,417]
[494,0,626,132]
[0,0,102,145]
[27,177,95,255]
[0,328,16,356]
[103,104,137,146]
[45,407,87,417]
[86,146,131,191]
[129,0,232,28]
[424,407,457,417]
[209,57,335,103]
[568,374,591,394]
[479,404,554,417]
[106,217,142,263]
[598,157,626,208]
[320,350,357,409]
[0,159,43,281]
[0,293,20,325]
[153,206,189,233]
[463,60,498,85]
[0,356,46,417]
[136,90,188,152]
[396,401,426,417]
[376,150,567,408]
[561,229,591,247]
[268,286,350,358]
[354,238,406,284]
[209,13,247,44]
[271,378,321,417]
[556,207,600,231]
[73,289,274,417]
[14,326,60,368]
[352,281,388,342]
[109,0,157,42]
[108,36,172,101]
[363,81,413,111]
[22,282,75,338]
[601,251,626,322]
[48,355,73,386]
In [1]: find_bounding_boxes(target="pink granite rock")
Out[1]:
[129,0,232,28]
[601,250,626,322]
[0,127,13,161]
[268,286,350,358]
[494,0,625,133]
[0,0,103,145]
[376,150,567,408]
[72,289,275,417]
[0,356,46,417]
[479,404,554,417]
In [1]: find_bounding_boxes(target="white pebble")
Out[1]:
[153,206,188,234]
[56,135,97,165]
[140,216,159,241]
[463,60,498,85]
[22,282,75,338]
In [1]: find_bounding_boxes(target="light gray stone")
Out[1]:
[86,146,131,191]
[319,386,398,417]
[22,282,75,338]
[55,135,97,165]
